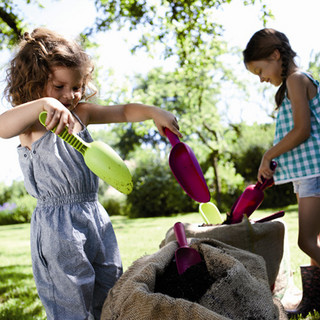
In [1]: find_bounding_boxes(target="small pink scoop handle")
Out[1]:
[174,222,202,275]
[255,161,277,191]
[227,160,278,224]
[164,128,180,147]
[174,222,189,247]
[254,211,285,223]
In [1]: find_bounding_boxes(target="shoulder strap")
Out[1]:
[71,110,86,129]
[302,72,319,87]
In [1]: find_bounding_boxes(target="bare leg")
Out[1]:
[297,197,320,266]
[286,195,320,317]
[310,236,320,267]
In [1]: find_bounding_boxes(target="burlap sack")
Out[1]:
[101,238,287,320]
[160,217,284,287]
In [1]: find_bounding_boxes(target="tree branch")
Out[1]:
[0,6,23,39]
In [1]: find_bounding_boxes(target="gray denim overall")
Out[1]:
[17,117,123,320]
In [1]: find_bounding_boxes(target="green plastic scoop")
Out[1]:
[39,111,133,195]
[199,202,223,224]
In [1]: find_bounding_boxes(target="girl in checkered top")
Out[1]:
[244,28,320,317]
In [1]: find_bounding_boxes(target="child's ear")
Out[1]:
[271,49,281,60]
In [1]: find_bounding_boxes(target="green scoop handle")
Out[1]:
[39,111,133,195]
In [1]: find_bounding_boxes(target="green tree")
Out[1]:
[89,0,271,65]
[308,51,320,81]
[119,66,245,208]
[0,0,43,48]
[84,0,273,207]
[125,148,196,218]
[0,0,278,213]
[230,123,275,181]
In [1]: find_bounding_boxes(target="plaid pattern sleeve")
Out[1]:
[273,73,320,184]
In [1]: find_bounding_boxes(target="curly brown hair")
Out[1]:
[5,27,95,106]
[243,28,297,109]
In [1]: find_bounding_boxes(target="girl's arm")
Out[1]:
[78,102,182,137]
[0,97,75,139]
[258,72,312,182]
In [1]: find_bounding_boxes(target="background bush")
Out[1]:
[125,151,197,218]
[98,180,128,216]
[230,123,296,209]
[0,122,298,224]
[0,181,36,225]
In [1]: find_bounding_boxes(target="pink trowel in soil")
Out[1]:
[225,161,277,224]
[165,128,210,203]
[174,222,202,275]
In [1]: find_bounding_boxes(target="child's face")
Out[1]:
[45,66,84,110]
[245,51,283,87]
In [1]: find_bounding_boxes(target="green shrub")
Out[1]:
[0,195,36,225]
[125,153,196,218]
[0,180,28,204]
[98,182,127,216]
[0,202,18,225]
[207,161,245,213]
[0,180,37,225]
[12,195,37,223]
[101,197,122,215]
[231,125,296,209]
[262,183,296,209]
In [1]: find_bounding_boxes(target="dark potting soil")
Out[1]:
[154,257,216,302]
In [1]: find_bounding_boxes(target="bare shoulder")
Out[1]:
[287,71,317,101]
[287,71,309,85]
[73,102,96,126]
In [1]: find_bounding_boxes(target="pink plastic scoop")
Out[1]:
[165,128,210,203]
[174,222,202,275]
[226,161,277,224]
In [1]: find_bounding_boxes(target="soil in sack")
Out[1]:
[154,256,217,302]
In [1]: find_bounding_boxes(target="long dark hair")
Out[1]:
[243,28,297,109]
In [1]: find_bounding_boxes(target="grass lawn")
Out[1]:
[0,204,317,319]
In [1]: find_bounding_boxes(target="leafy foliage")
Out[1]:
[0,0,298,217]
[229,122,296,208]
[90,0,271,65]
[0,0,44,48]
[125,66,250,208]
[0,181,36,225]
[230,123,275,181]
[125,149,197,218]
[308,51,320,81]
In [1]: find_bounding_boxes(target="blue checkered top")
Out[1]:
[274,73,320,184]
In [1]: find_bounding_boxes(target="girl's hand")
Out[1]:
[42,97,75,135]
[152,108,182,138]
[257,155,275,183]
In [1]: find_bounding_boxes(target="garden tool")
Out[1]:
[165,128,210,203]
[173,222,202,275]
[225,161,277,224]
[254,210,285,223]
[199,202,223,224]
[39,111,133,194]
[286,265,320,318]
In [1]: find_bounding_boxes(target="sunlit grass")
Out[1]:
[0,224,46,320]
[0,206,319,319]
[111,205,310,288]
